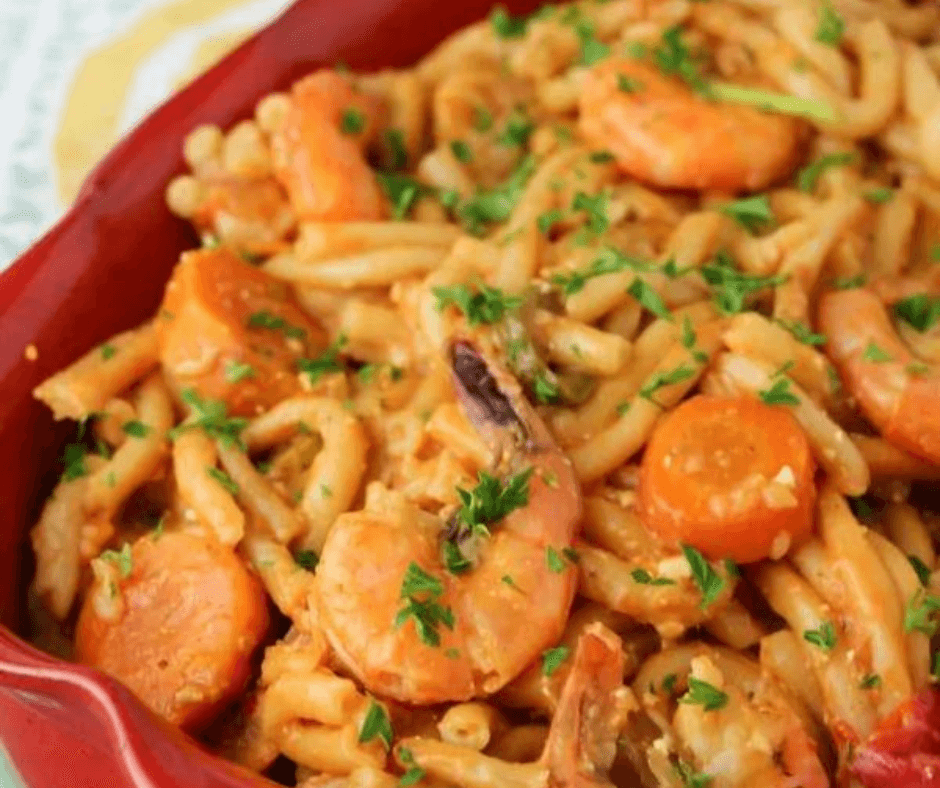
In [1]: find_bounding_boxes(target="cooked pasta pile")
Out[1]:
[28,1,940,787]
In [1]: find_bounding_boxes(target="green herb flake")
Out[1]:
[589,150,615,163]
[680,677,729,711]
[245,310,306,339]
[571,191,610,240]
[101,344,117,360]
[675,760,712,788]
[815,3,845,46]
[490,5,529,38]
[542,646,570,677]
[224,359,256,383]
[294,549,319,571]
[297,334,348,383]
[759,377,800,407]
[340,107,365,134]
[546,546,569,574]
[443,541,472,575]
[653,26,709,96]
[450,139,473,163]
[862,342,893,363]
[206,466,239,495]
[575,19,610,66]
[860,673,881,690]
[498,110,535,148]
[358,699,393,749]
[456,155,536,235]
[627,278,672,320]
[701,252,786,314]
[904,589,940,636]
[537,209,564,235]
[682,544,725,609]
[383,128,409,170]
[865,188,893,204]
[617,74,643,93]
[433,283,523,326]
[395,562,455,647]
[894,294,940,333]
[803,620,838,651]
[169,389,248,448]
[533,373,561,404]
[100,542,133,579]
[775,319,826,346]
[909,555,932,586]
[796,152,857,192]
[398,747,426,786]
[631,568,676,586]
[552,247,650,296]
[719,194,775,233]
[121,420,150,439]
[472,106,493,133]
[832,274,866,290]
[376,172,432,220]
[639,365,696,406]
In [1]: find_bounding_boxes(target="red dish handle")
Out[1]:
[0,626,275,788]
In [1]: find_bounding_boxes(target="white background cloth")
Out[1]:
[0,0,290,272]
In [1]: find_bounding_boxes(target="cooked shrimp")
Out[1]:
[578,60,801,192]
[819,287,940,463]
[632,643,829,788]
[394,624,632,787]
[271,70,388,221]
[316,341,582,703]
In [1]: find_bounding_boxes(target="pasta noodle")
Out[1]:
[25,2,940,786]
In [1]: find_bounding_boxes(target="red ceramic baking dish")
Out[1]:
[0,1,545,785]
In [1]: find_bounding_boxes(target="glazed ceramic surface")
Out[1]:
[0,1,543,785]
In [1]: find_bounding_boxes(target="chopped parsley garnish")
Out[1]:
[653,25,709,95]
[442,541,471,575]
[894,294,940,333]
[862,342,893,363]
[904,589,940,636]
[376,172,433,219]
[546,546,573,573]
[456,155,536,235]
[803,621,838,651]
[472,106,493,132]
[662,673,678,694]
[224,359,256,383]
[682,544,725,609]
[206,466,239,495]
[383,128,409,170]
[490,5,529,37]
[589,150,614,164]
[759,377,799,406]
[680,677,729,711]
[909,555,932,586]
[294,549,319,571]
[542,646,570,677]
[101,344,117,360]
[815,3,844,46]
[340,107,365,134]
[551,247,649,296]
[775,319,826,346]
[865,188,893,204]
[433,282,523,325]
[639,365,696,406]
[121,420,150,438]
[907,361,930,376]
[700,252,787,314]
[169,388,248,448]
[832,273,867,290]
[358,700,393,749]
[719,194,775,233]
[245,310,306,339]
[675,760,712,788]
[100,542,133,579]
[860,673,882,690]
[450,139,473,163]
[533,373,561,404]
[537,209,564,235]
[395,563,455,647]
[297,335,348,383]
[681,316,709,362]
[498,110,535,148]
[455,469,533,537]
[617,74,643,93]
[796,152,857,192]
[574,19,610,66]
[398,747,425,787]
[627,279,672,320]
[631,568,676,586]
[571,191,610,240]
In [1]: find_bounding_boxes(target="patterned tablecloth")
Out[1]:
[0,0,293,272]
[0,2,293,784]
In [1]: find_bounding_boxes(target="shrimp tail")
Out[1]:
[540,624,632,788]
